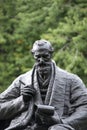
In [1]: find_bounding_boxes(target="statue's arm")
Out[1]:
[0,96,25,120]
[0,76,25,120]
[62,75,87,129]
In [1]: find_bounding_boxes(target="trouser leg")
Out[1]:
[25,124,75,130]
[48,124,75,130]
[24,125,48,130]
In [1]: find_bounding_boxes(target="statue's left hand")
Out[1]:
[35,110,61,126]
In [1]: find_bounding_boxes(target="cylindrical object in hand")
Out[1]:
[36,105,55,116]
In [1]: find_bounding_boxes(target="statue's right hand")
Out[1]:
[21,85,36,102]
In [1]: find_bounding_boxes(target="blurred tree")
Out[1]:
[0,0,87,92]
[0,0,19,91]
[0,0,53,91]
[41,0,87,85]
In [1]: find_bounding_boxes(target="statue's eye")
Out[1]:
[43,54,49,59]
[42,55,47,58]
[34,53,51,61]
[34,55,41,59]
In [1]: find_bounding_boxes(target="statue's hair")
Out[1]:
[31,39,54,53]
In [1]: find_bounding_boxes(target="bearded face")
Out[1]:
[33,49,52,76]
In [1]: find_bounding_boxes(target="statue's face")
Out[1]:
[33,49,52,75]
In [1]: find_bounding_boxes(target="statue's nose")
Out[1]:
[39,57,44,63]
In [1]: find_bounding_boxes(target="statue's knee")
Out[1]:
[48,125,60,130]
[48,124,68,130]
[48,126,54,130]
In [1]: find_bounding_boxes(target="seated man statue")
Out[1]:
[0,39,87,130]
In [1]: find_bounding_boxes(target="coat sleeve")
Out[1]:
[0,75,25,120]
[62,75,87,130]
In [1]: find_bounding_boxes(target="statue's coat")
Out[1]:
[0,64,87,130]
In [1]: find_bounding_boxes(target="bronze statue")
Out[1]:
[0,39,87,130]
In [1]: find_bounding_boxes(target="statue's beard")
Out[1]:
[36,62,52,75]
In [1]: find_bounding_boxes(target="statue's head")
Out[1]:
[31,39,54,54]
[31,39,54,76]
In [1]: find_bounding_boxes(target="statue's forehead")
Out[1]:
[34,49,50,55]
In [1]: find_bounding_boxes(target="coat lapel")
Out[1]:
[49,67,66,116]
[44,62,55,105]
[33,70,43,105]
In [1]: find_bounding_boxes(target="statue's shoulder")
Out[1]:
[17,69,33,85]
[56,66,80,81]
[22,69,33,77]
[56,66,71,76]
[18,69,32,78]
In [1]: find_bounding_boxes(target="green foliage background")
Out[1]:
[0,0,87,92]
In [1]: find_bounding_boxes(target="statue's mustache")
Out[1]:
[35,62,51,73]
[36,62,51,67]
